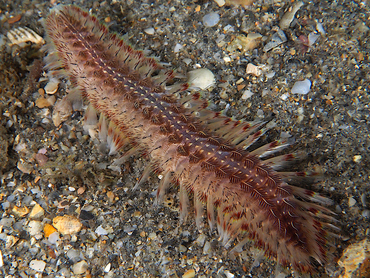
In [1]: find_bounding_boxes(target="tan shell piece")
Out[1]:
[52,215,82,235]
[52,95,73,126]
[29,203,44,219]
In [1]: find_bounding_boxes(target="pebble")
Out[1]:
[29,259,46,272]
[133,211,141,217]
[11,205,29,217]
[35,96,55,108]
[224,270,235,278]
[2,202,10,210]
[349,197,357,207]
[241,90,254,100]
[17,160,33,174]
[44,223,57,237]
[107,190,115,202]
[223,56,231,63]
[187,68,215,90]
[52,215,82,235]
[0,217,15,227]
[213,0,225,6]
[6,181,15,188]
[353,155,362,163]
[196,234,206,246]
[27,220,43,237]
[266,72,277,80]
[35,153,48,167]
[280,93,289,100]
[182,269,195,278]
[183,58,192,65]
[246,63,261,77]
[291,79,311,95]
[220,90,228,99]
[95,225,109,236]
[72,260,88,275]
[203,241,211,254]
[67,249,81,262]
[14,141,27,153]
[5,235,19,249]
[104,263,111,272]
[8,14,22,24]
[316,21,326,35]
[203,12,220,27]
[179,244,187,252]
[223,24,234,32]
[308,32,320,46]
[144,27,155,35]
[174,43,183,53]
[263,30,287,52]
[48,231,60,245]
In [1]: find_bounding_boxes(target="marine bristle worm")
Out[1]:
[44,5,339,273]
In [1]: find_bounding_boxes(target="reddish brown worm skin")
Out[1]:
[44,5,338,273]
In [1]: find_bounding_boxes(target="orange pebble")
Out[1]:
[44,223,57,237]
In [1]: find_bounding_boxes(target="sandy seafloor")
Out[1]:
[0,0,369,277]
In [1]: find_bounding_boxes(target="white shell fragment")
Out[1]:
[353,155,362,163]
[213,0,226,6]
[95,225,109,236]
[72,260,88,275]
[7,26,45,48]
[308,32,320,46]
[263,30,287,52]
[203,12,220,27]
[187,68,215,90]
[316,21,326,35]
[348,197,357,207]
[144,27,155,35]
[174,43,183,53]
[241,89,254,100]
[279,1,304,30]
[44,79,59,95]
[0,250,3,268]
[29,259,46,272]
[27,220,43,237]
[291,79,311,95]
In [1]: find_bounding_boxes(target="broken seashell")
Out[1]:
[263,30,287,52]
[188,68,215,90]
[7,26,45,48]
[52,95,73,126]
[279,1,304,30]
